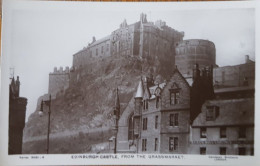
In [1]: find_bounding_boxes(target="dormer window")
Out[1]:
[206,106,219,121]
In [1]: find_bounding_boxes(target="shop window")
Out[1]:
[200,147,206,155]
[220,147,226,155]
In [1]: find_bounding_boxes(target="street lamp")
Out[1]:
[113,88,120,154]
[39,94,52,154]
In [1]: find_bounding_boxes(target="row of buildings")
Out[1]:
[114,58,254,155]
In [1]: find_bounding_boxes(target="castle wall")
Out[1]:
[175,39,216,75]
[72,14,184,70]
[73,36,110,68]
[110,23,137,57]
[48,67,70,98]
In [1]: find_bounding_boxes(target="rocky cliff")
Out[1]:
[23,54,175,153]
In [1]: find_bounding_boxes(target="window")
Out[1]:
[143,118,148,130]
[170,92,180,105]
[239,127,246,138]
[200,128,207,138]
[143,100,148,110]
[200,147,206,155]
[106,44,109,51]
[101,46,104,54]
[154,138,158,151]
[142,139,147,151]
[220,147,226,155]
[220,127,226,138]
[96,48,98,56]
[206,106,219,121]
[238,147,246,155]
[251,148,254,155]
[169,137,178,151]
[155,116,158,129]
[170,113,179,126]
[128,113,134,140]
[156,96,159,108]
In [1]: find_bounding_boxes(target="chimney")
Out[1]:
[245,55,250,63]
[192,64,200,81]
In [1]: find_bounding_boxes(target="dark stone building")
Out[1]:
[9,76,27,154]
[116,65,214,153]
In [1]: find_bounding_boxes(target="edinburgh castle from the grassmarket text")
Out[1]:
[22,13,255,155]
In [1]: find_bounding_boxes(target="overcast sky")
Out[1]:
[5,1,255,121]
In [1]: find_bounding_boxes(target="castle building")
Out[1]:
[72,13,184,69]
[9,76,27,154]
[116,65,214,153]
[48,66,70,98]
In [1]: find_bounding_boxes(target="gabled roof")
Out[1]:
[192,98,254,127]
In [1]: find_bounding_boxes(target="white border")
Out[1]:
[1,0,260,165]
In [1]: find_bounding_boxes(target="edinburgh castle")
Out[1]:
[23,13,255,155]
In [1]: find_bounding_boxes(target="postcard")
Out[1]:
[0,0,259,165]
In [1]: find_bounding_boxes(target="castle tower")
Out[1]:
[133,79,144,139]
[175,39,217,77]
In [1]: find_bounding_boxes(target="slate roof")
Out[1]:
[192,98,254,127]
[214,86,254,94]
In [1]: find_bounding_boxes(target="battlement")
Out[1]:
[50,66,70,74]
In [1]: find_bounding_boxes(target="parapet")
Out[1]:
[50,66,70,74]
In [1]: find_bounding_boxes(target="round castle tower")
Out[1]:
[175,39,217,77]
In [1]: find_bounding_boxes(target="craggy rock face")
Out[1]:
[23,54,175,154]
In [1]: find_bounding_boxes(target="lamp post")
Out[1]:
[39,94,52,154]
[113,88,120,154]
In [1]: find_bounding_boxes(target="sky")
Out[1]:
[4,1,255,121]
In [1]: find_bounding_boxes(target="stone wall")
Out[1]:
[48,66,70,98]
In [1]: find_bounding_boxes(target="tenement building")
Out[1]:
[190,98,254,155]
[9,76,28,154]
